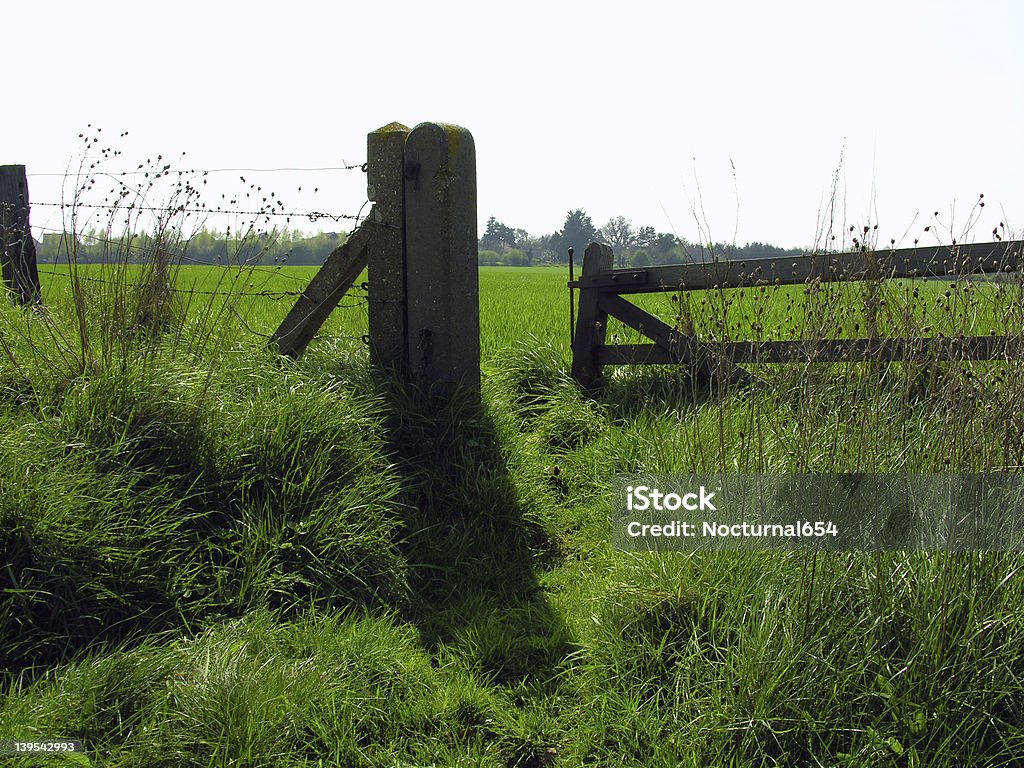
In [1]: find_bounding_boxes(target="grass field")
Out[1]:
[2,259,1024,766]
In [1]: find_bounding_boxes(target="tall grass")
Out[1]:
[3,149,1024,765]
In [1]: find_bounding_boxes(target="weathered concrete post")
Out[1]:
[366,122,410,375]
[0,165,42,305]
[403,123,480,400]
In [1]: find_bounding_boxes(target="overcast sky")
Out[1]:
[7,0,1021,250]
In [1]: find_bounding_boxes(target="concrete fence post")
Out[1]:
[366,122,410,376]
[403,123,480,400]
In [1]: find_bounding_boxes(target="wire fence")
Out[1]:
[32,200,368,226]
[10,159,375,346]
[30,224,350,280]
[21,158,408,341]
[28,158,373,228]
[33,266,372,306]
[31,264,371,347]
[26,163,367,177]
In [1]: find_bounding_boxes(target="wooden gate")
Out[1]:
[569,240,1024,388]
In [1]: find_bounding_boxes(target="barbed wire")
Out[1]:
[32,224,374,299]
[30,224,364,286]
[32,200,366,224]
[34,267,370,306]
[20,162,374,348]
[27,163,367,177]
[37,268,300,300]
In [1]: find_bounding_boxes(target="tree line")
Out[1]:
[34,228,348,266]
[479,209,803,267]
[33,210,803,268]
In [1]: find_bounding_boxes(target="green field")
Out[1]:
[2,260,1024,766]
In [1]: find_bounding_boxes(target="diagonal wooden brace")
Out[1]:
[599,292,755,387]
[271,213,374,358]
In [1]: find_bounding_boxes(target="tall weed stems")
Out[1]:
[670,177,1024,475]
[1,128,294,393]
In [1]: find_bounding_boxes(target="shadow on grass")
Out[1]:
[0,356,408,682]
[375,375,574,690]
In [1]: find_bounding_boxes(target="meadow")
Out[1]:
[2,258,1024,767]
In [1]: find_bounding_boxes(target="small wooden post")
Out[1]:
[0,165,42,305]
[570,242,614,388]
[403,122,480,399]
[366,122,410,375]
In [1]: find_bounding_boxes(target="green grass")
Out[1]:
[2,259,1024,766]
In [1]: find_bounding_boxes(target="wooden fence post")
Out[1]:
[403,122,480,400]
[366,122,410,376]
[570,242,614,388]
[0,165,42,305]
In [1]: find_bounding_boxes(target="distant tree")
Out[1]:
[289,240,312,264]
[630,249,651,267]
[35,233,67,263]
[649,232,682,264]
[738,241,795,260]
[554,209,597,263]
[478,249,500,266]
[480,216,517,253]
[665,244,689,264]
[504,249,530,266]
[513,228,534,264]
[635,225,658,250]
[529,233,559,264]
[600,216,637,266]
[186,228,220,263]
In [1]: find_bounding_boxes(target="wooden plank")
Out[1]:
[599,344,673,366]
[600,336,1020,366]
[599,292,756,386]
[404,122,480,398]
[597,292,695,361]
[719,335,1019,363]
[366,122,409,375]
[570,242,614,387]
[579,240,1024,294]
[0,165,42,305]
[270,217,373,357]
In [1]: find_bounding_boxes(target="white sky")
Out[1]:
[7,0,1022,249]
